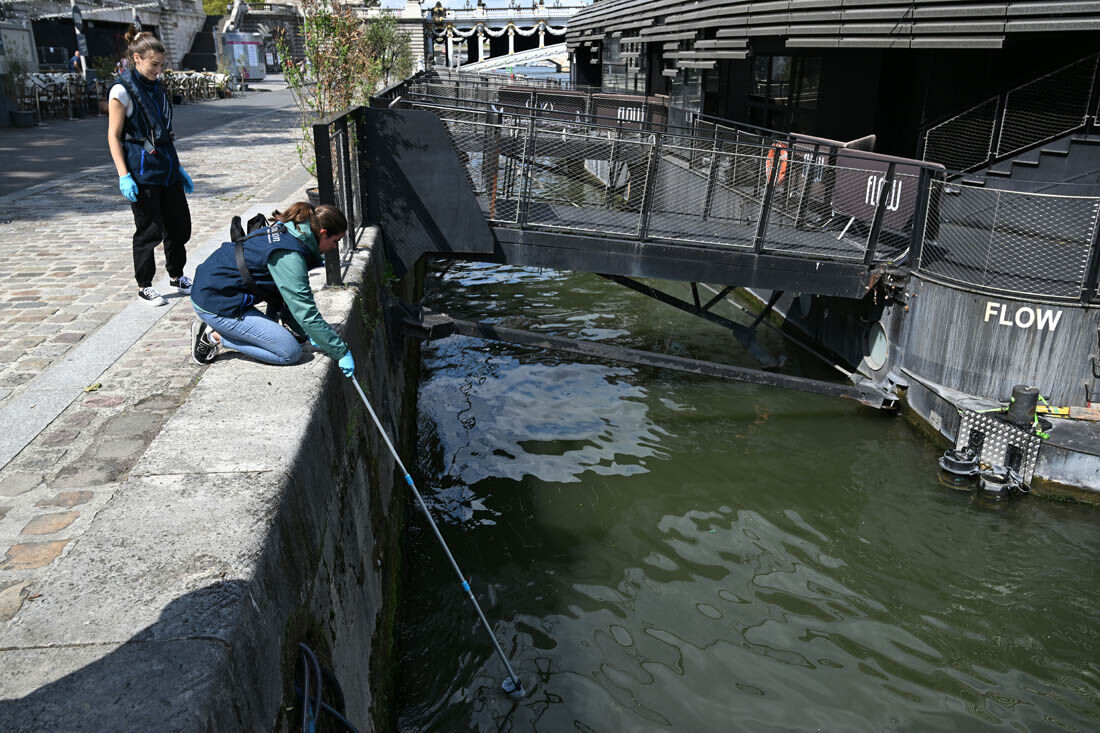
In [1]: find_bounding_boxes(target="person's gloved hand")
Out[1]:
[338,352,355,379]
[180,167,194,195]
[119,173,138,202]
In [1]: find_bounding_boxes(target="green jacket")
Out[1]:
[268,221,349,360]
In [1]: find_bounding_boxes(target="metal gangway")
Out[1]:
[367,72,944,300]
[314,71,1100,308]
[307,71,1100,408]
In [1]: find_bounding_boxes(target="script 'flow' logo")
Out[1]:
[865,174,902,212]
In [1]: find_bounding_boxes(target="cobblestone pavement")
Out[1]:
[0,304,200,615]
[0,91,316,631]
[0,92,303,406]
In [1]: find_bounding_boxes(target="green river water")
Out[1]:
[396,262,1100,732]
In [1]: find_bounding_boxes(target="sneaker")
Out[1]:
[170,275,193,294]
[190,320,220,364]
[138,286,167,306]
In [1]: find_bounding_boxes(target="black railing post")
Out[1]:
[864,162,897,265]
[701,126,721,221]
[604,120,622,209]
[1086,52,1100,137]
[752,145,782,254]
[908,167,935,271]
[518,114,536,227]
[355,106,370,227]
[988,89,1008,164]
[313,119,341,286]
[793,144,818,228]
[339,115,355,236]
[1081,217,1100,303]
[637,134,664,241]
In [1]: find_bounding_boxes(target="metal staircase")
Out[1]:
[920,53,1100,192]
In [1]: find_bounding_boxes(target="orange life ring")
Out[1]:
[765,141,789,185]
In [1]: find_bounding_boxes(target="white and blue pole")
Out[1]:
[349,376,526,698]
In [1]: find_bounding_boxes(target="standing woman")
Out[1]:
[107,29,194,306]
[188,202,355,378]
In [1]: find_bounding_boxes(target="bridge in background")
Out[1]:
[458,43,569,73]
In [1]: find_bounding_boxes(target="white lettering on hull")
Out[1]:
[983,301,1063,332]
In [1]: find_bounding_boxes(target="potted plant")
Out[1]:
[3,59,34,128]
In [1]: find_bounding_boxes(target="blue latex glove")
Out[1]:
[119,173,138,202]
[180,167,194,194]
[337,352,355,379]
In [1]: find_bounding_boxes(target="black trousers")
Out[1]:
[131,182,191,288]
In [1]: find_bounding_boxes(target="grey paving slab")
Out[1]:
[2,473,279,648]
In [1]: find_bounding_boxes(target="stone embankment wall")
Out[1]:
[0,228,418,731]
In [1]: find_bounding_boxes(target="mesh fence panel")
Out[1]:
[997,54,1099,158]
[645,144,763,248]
[433,116,526,224]
[921,97,997,171]
[919,182,1100,299]
[526,129,651,235]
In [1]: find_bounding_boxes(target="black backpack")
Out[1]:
[228,213,286,319]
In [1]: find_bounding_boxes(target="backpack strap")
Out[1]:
[115,72,174,154]
[231,221,288,316]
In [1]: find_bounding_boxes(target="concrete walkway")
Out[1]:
[0,83,313,641]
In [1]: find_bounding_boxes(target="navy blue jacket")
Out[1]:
[191,224,323,317]
[113,69,181,186]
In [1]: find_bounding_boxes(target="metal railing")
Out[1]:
[313,107,369,285]
[918,182,1100,302]
[921,52,1100,174]
[401,94,941,267]
[367,73,1100,303]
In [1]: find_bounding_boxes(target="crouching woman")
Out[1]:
[189,202,355,378]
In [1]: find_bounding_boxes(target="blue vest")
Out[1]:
[191,224,322,317]
[113,69,181,186]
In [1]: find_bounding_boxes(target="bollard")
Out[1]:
[1005,384,1039,427]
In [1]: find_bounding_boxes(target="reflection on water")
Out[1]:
[398,262,1100,732]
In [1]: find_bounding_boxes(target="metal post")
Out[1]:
[484,110,502,219]
[313,120,341,286]
[793,144,818,228]
[989,90,1008,164]
[908,167,934,271]
[864,162,897,265]
[637,134,664,241]
[604,121,621,209]
[752,144,782,254]
[701,126,721,221]
[340,117,356,235]
[1081,213,1100,303]
[518,114,536,227]
[355,106,370,227]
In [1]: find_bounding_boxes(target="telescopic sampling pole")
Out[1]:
[348,376,526,698]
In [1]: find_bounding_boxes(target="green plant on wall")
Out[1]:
[275,0,413,175]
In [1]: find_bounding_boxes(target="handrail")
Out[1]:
[313,105,369,285]
[920,51,1100,174]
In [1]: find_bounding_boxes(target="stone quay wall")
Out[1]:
[0,228,420,731]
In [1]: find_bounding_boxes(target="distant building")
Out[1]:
[2,0,205,71]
